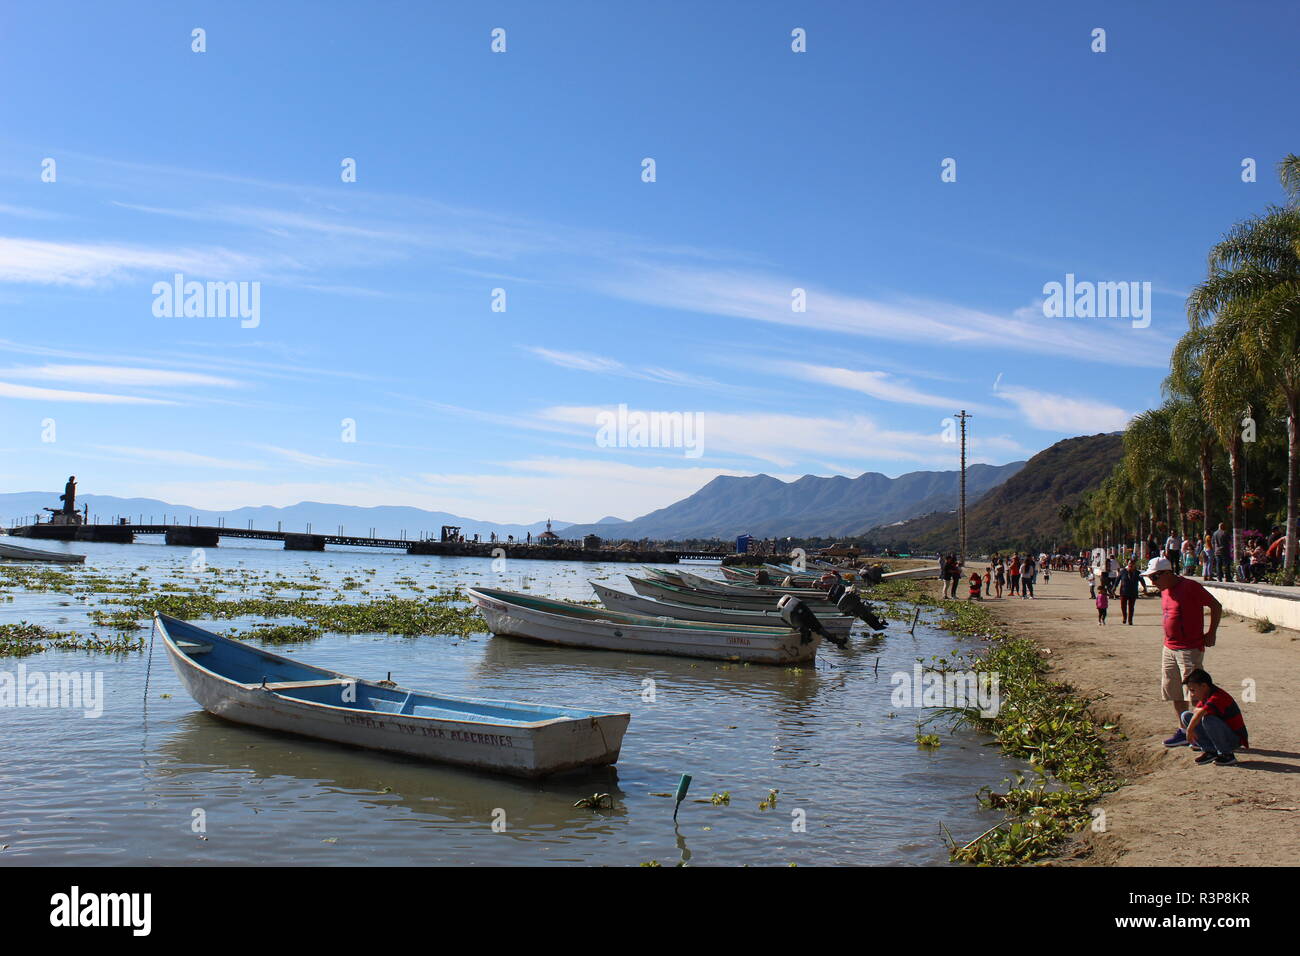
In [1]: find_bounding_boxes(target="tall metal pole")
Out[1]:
[956,410,972,566]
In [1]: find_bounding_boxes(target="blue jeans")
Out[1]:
[1180,710,1240,755]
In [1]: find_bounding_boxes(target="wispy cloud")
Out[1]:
[255,445,365,468]
[538,405,1027,468]
[90,445,265,470]
[0,237,272,287]
[775,362,998,413]
[0,364,240,388]
[589,264,1173,369]
[995,385,1132,433]
[525,346,729,390]
[0,381,174,404]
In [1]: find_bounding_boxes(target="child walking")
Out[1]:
[1095,589,1108,625]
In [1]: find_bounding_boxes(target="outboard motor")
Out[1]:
[835,585,888,632]
[778,594,846,648]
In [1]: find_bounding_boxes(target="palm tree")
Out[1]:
[1125,404,1180,544]
[1188,154,1300,582]
[1167,329,1221,546]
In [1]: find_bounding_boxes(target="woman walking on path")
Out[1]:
[994,560,1005,598]
[1117,557,1141,624]
[1022,554,1037,598]
[1009,554,1021,597]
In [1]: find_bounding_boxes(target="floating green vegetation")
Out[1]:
[0,622,143,657]
[915,732,942,750]
[920,597,1118,866]
[758,789,779,811]
[229,624,323,644]
[103,592,481,638]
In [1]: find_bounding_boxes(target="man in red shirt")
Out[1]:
[1144,556,1222,747]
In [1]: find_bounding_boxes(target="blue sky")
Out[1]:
[1,1,1297,523]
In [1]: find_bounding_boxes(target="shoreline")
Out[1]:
[974,566,1300,866]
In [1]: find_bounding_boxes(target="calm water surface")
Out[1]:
[0,539,1024,865]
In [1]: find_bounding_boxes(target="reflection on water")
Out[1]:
[0,541,1026,865]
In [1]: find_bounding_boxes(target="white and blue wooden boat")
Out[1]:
[465,587,824,664]
[155,613,629,778]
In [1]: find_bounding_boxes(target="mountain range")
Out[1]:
[559,462,1026,541]
[860,433,1125,553]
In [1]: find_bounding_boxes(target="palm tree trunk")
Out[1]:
[1200,445,1213,544]
[1177,484,1187,539]
[1230,436,1244,575]
[1286,391,1299,584]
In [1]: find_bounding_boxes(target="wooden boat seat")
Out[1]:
[176,641,214,656]
[260,678,354,691]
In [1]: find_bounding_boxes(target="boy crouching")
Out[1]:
[1181,668,1249,767]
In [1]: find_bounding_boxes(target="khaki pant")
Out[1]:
[1161,646,1204,701]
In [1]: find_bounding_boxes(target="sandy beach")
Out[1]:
[977,566,1300,866]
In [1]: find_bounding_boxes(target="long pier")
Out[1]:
[8,522,728,564]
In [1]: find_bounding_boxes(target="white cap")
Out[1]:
[1144,556,1173,576]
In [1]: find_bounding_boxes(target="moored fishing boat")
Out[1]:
[627,573,836,611]
[626,574,887,630]
[590,581,855,639]
[465,586,830,663]
[0,540,86,563]
[156,613,628,778]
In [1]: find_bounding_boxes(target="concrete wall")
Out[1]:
[1203,582,1300,631]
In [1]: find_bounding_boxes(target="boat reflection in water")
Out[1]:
[155,710,628,836]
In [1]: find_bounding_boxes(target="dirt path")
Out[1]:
[978,566,1300,866]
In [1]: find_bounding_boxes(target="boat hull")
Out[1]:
[158,615,627,778]
[627,575,843,614]
[467,587,819,664]
[591,581,853,638]
[0,541,86,563]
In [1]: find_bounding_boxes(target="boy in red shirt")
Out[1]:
[1144,556,1222,747]
[1181,668,1249,766]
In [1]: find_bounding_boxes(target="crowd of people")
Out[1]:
[936,538,1251,768]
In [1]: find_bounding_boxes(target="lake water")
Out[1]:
[0,538,1024,866]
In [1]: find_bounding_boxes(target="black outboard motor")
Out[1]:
[778,594,846,648]
[834,584,888,632]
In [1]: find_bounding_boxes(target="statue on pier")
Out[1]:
[42,476,84,525]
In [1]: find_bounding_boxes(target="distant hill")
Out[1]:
[0,492,570,541]
[861,433,1124,554]
[560,462,1025,541]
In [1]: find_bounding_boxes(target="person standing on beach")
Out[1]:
[1009,554,1021,597]
[994,560,1005,598]
[1144,556,1223,747]
[1117,558,1141,624]
[1211,522,1231,582]
[1021,554,1036,598]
